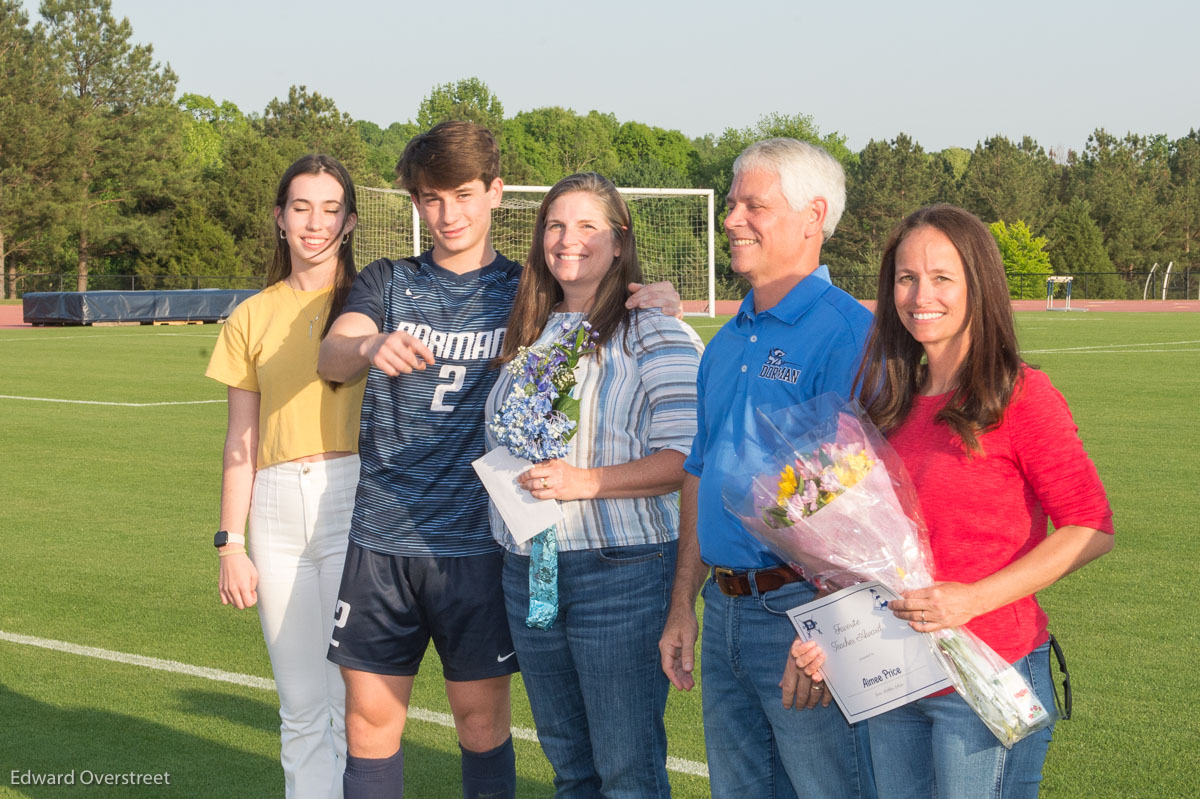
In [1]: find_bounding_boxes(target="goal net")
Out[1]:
[355,185,716,316]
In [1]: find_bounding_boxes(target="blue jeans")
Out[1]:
[502,541,677,798]
[701,576,876,799]
[866,641,1056,799]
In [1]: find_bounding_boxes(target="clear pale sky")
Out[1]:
[25,0,1200,154]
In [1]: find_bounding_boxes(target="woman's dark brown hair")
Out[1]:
[266,154,358,340]
[856,204,1021,453]
[497,172,643,362]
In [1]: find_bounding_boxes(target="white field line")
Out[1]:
[0,629,274,690]
[0,334,114,342]
[0,332,218,342]
[1022,347,1200,352]
[0,629,710,780]
[1024,339,1200,355]
[153,332,220,337]
[0,394,224,407]
[1029,348,1200,355]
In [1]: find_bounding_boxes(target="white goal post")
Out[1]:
[355,185,717,317]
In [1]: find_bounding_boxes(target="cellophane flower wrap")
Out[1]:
[721,393,1053,748]
[488,319,598,629]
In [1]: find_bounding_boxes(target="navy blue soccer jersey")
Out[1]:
[343,252,522,557]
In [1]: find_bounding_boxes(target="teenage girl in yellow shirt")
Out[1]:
[206,155,364,799]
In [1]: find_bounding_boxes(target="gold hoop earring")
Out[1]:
[279,229,286,240]
[342,233,350,244]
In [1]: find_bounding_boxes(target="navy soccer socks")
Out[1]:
[343,747,404,798]
[460,736,515,799]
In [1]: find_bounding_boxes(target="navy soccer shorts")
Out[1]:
[327,542,519,681]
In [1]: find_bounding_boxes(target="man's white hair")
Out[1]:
[733,138,846,240]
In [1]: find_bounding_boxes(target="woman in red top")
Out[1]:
[796,204,1113,798]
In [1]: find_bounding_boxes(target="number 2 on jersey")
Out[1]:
[431,365,466,412]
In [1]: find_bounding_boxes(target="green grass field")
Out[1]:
[1,312,1197,797]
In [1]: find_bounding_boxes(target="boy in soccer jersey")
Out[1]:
[318,121,678,798]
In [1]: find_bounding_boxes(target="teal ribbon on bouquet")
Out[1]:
[527,525,559,629]
[487,320,598,631]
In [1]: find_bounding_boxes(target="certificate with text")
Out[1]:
[787,581,951,724]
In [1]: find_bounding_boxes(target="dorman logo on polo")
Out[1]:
[759,348,801,384]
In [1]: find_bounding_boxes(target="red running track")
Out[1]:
[0,304,30,329]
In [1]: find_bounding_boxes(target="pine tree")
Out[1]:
[1070,130,1171,275]
[40,0,179,291]
[833,133,946,277]
[1167,131,1200,278]
[0,1,68,297]
[1047,198,1127,298]
[260,85,368,178]
[961,136,1059,233]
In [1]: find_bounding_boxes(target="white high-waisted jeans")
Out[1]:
[249,454,358,799]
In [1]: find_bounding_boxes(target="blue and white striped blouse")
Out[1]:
[485,309,703,553]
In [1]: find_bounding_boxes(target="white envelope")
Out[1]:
[471,446,563,544]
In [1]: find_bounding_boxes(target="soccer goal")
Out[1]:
[355,185,717,317]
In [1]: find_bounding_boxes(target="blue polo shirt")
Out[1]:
[683,266,873,569]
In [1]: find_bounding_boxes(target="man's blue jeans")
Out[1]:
[502,541,676,798]
[701,576,876,799]
[867,641,1056,799]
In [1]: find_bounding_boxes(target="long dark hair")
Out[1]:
[267,154,358,339]
[497,172,643,362]
[856,204,1021,453]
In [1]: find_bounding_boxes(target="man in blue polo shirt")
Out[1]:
[659,138,876,798]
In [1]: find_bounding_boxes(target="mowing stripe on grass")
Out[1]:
[0,394,224,407]
[0,629,710,779]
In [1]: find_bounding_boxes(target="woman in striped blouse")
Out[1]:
[484,172,703,796]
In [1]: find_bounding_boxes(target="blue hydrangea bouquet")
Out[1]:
[488,320,597,628]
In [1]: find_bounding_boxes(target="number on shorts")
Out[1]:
[431,365,466,412]
[329,600,351,648]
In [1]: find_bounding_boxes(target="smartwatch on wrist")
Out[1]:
[213,530,246,549]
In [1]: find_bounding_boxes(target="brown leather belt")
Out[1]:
[712,565,803,597]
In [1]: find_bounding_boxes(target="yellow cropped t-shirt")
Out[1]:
[205,282,365,469]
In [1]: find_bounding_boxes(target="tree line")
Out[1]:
[3,0,1198,299]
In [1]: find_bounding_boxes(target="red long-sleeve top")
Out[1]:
[888,366,1114,663]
